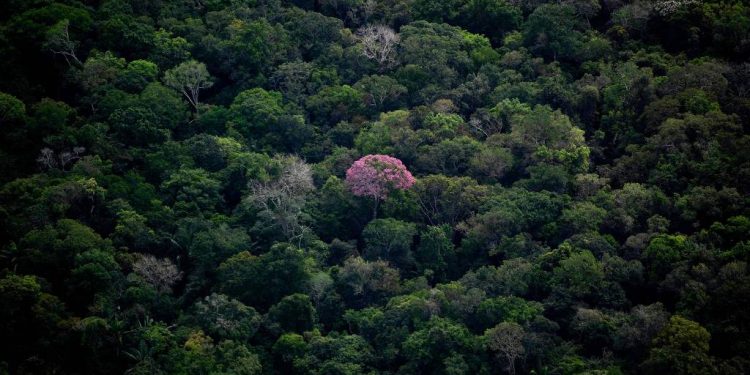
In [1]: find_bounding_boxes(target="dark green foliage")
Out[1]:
[362,218,416,268]
[415,225,455,280]
[642,315,717,375]
[266,294,316,334]
[1,0,750,374]
[217,243,309,310]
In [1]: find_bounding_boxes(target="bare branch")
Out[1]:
[132,254,183,294]
[247,156,315,241]
[357,25,399,71]
[37,147,85,171]
[44,20,82,67]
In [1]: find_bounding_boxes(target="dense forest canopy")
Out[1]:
[1,0,749,374]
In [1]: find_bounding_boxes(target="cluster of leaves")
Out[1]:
[1,0,750,374]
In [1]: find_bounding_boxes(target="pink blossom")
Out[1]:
[345,154,415,200]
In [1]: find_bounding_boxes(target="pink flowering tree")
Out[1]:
[346,154,416,219]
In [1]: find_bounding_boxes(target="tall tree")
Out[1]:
[485,322,525,375]
[164,60,214,110]
[345,154,415,219]
[356,25,400,71]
